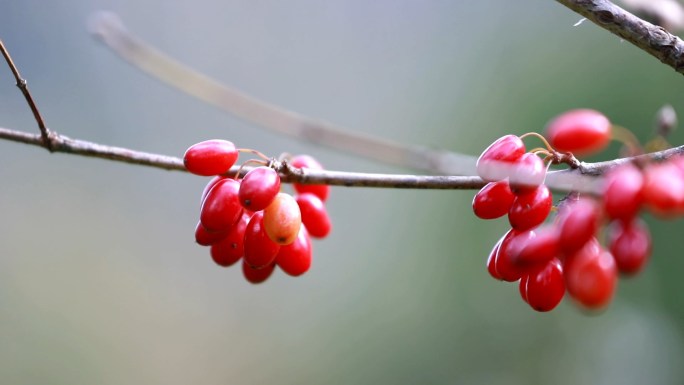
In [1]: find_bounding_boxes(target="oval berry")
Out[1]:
[276,226,313,276]
[607,219,651,275]
[210,213,250,267]
[521,258,565,312]
[201,176,227,205]
[494,229,528,282]
[472,181,515,220]
[290,155,330,201]
[508,153,546,191]
[487,237,504,280]
[295,193,332,238]
[557,198,600,256]
[200,178,243,232]
[564,239,617,309]
[243,211,281,269]
[476,135,526,182]
[508,184,552,231]
[506,226,560,268]
[184,139,238,176]
[194,221,229,246]
[642,162,684,217]
[242,261,275,284]
[602,163,643,221]
[239,167,281,211]
[544,109,611,156]
[264,193,302,245]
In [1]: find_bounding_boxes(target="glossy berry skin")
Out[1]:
[487,238,503,280]
[209,213,250,267]
[494,229,528,282]
[184,140,239,176]
[194,221,228,246]
[557,198,600,256]
[472,181,515,220]
[520,258,565,312]
[239,167,281,211]
[602,163,643,221]
[544,109,611,156]
[290,155,330,202]
[506,226,560,268]
[607,219,651,275]
[264,193,302,245]
[508,185,552,231]
[295,193,332,238]
[642,162,684,217]
[276,226,313,276]
[508,153,546,191]
[200,178,243,232]
[564,239,617,309]
[476,135,526,182]
[243,211,281,269]
[242,261,275,284]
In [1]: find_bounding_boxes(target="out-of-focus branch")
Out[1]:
[87,11,477,176]
[557,0,684,74]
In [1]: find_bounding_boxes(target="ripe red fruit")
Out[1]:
[472,181,515,220]
[295,193,332,238]
[263,193,302,245]
[557,198,600,256]
[184,139,239,176]
[194,221,229,246]
[494,229,528,282]
[564,239,617,309]
[239,167,281,211]
[200,178,243,232]
[476,135,526,182]
[243,211,281,269]
[602,163,644,221]
[520,258,565,312]
[508,153,546,191]
[201,176,226,205]
[276,226,313,276]
[209,213,250,267]
[642,162,684,216]
[544,109,612,156]
[508,185,552,231]
[487,237,503,280]
[506,226,560,268]
[242,261,275,284]
[290,155,330,201]
[607,219,651,275]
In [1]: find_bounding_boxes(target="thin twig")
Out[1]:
[87,11,477,176]
[0,39,55,150]
[557,0,684,74]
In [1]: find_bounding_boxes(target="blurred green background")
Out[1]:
[2,1,684,384]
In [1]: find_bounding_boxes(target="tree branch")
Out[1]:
[556,0,684,74]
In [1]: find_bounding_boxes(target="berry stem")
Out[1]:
[521,132,556,153]
[238,148,272,162]
[610,124,643,156]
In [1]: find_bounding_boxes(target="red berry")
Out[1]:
[506,226,560,268]
[472,181,515,220]
[508,185,552,231]
[184,139,238,176]
[487,237,503,280]
[607,219,651,275]
[239,167,281,211]
[243,211,281,269]
[194,221,228,246]
[242,261,275,284]
[521,258,565,312]
[295,193,332,238]
[508,153,546,191]
[557,198,600,256]
[276,226,313,276]
[290,155,330,201]
[564,239,617,309]
[642,162,684,216]
[544,109,611,156]
[201,176,227,205]
[519,275,530,304]
[263,193,302,245]
[602,163,643,221]
[210,213,250,267]
[494,229,528,282]
[200,178,243,232]
[476,135,526,182]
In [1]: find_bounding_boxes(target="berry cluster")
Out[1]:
[185,140,332,284]
[473,109,667,312]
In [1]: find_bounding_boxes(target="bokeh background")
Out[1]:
[2,1,684,384]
